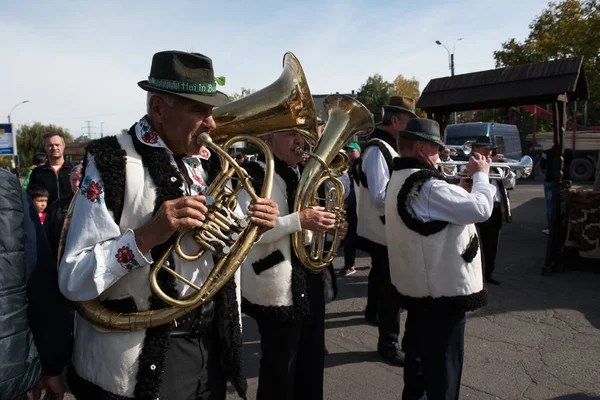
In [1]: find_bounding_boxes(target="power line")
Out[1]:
[82,120,96,138]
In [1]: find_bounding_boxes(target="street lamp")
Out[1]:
[436,39,462,123]
[8,100,30,123]
[435,38,462,77]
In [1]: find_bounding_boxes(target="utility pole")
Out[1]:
[82,120,96,139]
[101,122,105,138]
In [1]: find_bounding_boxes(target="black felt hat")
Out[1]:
[397,118,444,146]
[138,51,229,106]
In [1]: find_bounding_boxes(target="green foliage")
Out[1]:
[356,74,427,121]
[16,123,73,167]
[356,74,394,122]
[494,0,600,124]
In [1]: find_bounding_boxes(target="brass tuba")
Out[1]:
[292,95,374,273]
[70,52,318,331]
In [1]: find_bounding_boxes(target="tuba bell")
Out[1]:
[292,95,374,273]
[68,52,319,331]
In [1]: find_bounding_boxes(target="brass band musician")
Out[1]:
[467,136,515,285]
[238,130,344,400]
[58,51,279,400]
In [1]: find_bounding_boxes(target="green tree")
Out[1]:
[356,74,394,122]
[390,74,427,117]
[391,74,420,100]
[16,123,73,167]
[493,0,600,124]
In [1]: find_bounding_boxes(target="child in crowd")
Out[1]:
[26,184,49,224]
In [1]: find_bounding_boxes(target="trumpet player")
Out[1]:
[238,129,344,400]
[469,136,516,285]
[58,51,279,400]
[384,118,493,400]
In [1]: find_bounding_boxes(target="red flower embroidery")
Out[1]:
[86,181,103,202]
[199,147,210,160]
[142,131,159,144]
[116,246,135,264]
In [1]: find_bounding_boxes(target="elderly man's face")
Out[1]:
[70,170,82,194]
[152,95,216,157]
[268,130,306,167]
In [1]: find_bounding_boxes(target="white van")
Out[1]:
[445,122,523,161]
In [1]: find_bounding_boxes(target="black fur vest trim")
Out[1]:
[394,157,450,236]
[129,124,182,399]
[240,158,311,323]
[391,287,488,313]
[83,136,126,224]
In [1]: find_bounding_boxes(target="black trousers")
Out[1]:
[159,321,227,400]
[343,191,358,268]
[476,205,503,279]
[365,242,401,348]
[255,272,325,400]
[402,309,466,400]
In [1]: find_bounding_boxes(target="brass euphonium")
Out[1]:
[292,95,374,273]
[68,52,318,331]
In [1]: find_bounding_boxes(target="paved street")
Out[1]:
[228,181,600,400]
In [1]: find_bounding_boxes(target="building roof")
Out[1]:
[417,57,588,113]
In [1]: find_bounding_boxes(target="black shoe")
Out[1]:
[377,345,405,366]
[486,277,501,285]
[364,311,378,326]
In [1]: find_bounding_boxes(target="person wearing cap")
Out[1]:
[339,141,361,277]
[58,51,280,400]
[384,118,494,400]
[469,136,515,285]
[353,96,416,365]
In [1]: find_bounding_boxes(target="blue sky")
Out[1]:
[1,0,550,138]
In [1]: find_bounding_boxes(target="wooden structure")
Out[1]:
[417,57,589,275]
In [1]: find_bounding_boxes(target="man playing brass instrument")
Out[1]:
[239,130,345,400]
[58,51,279,400]
[384,118,494,400]
[469,136,515,285]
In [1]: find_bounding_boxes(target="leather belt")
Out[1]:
[170,298,215,338]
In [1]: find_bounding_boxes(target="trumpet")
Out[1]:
[437,156,533,180]
[439,139,533,180]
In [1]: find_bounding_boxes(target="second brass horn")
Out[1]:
[72,52,319,331]
[292,94,374,272]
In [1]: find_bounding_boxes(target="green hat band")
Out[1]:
[148,76,216,94]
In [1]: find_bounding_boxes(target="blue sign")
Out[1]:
[0,124,16,155]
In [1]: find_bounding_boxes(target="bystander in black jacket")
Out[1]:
[44,193,75,261]
[29,161,76,206]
